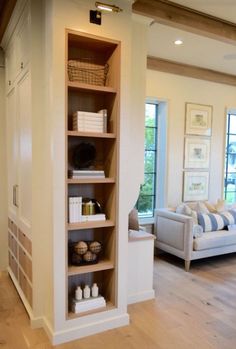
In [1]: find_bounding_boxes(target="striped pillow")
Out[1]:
[197,210,236,232]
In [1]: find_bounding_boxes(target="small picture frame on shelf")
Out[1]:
[185,103,212,136]
[183,171,209,202]
[184,136,210,169]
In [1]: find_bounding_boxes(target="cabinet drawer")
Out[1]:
[18,229,32,255]
[8,218,18,237]
[19,246,32,282]
[8,232,18,259]
[19,269,32,307]
[8,252,18,280]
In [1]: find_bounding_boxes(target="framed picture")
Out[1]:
[184,137,210,169]
[185,103,212,136]
[183,171,209,202]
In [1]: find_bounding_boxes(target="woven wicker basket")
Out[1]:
[68,59,109,86]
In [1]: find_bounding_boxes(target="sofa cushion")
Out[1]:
[193,202,209,214]
[193,230,236,250]
[197,213,225,232]
[128,208,139,231]
[176,203,198,224]
[176,203,192,215]
[197,210,236,232]
[215,199,227,212]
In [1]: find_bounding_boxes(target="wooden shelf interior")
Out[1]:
[68,137,116,178]
[67,88,117,134]
[67,302,114,319]
[67,178,115,184]
[68,183,116,222]
[67,269,116,315]
[66,30,119,319]
[67,220,115,231]
[67,131,116,139]
[67,31,119,90]
[68,227,115,265]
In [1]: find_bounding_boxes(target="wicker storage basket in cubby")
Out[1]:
[67,59,109,86]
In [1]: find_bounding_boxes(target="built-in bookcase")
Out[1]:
[66,30,120,319]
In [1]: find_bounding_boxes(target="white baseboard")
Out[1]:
[127,289,155,305]
[51,313,129,345]
[30,316,54,342]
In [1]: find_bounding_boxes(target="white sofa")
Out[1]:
[155,208,236,271]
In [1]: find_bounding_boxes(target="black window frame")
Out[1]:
[136,102,158,218]
[224,112,236,203]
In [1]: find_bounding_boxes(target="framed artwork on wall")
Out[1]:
[183,171,209,202]
[184,137,210,169]
[185,103,212,136]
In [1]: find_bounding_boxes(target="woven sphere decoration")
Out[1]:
[71,253,83,265]
[83,251,97,262]
[89,241,102,254]
[74,241,88,255]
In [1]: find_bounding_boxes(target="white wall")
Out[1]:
[0,49,7,271]
[146,70,236,207]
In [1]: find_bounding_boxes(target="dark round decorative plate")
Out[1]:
[72,142,96,169]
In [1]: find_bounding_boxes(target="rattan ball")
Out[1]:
[89,241,102,254]
[71,253,83,265]
[83,251,97,262]
[74,241,88,255]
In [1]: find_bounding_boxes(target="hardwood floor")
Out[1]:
[1,253,236,348]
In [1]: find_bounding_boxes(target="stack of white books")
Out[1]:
[81,213,106,222]
[72,296,106,313]
[69,197,82,223]
[69,198,106,223]
[69,170,105,179]
[73,109,107,133]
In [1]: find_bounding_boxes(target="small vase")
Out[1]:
[75,286,82,301]
[92,283,99,297]
[83,285,91,299]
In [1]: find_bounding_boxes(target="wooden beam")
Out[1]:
[147,56,236,87]
[0,0,17,44]
[133,0,236,45]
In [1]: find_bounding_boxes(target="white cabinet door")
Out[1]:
[6,86,18,220]
[17,72,32,235]
[5,40,16,93]
[16,7,30,74]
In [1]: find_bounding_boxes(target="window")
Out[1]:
[224,112,236,203]
[136,103,158,218]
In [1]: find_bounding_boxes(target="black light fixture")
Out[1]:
[90,9,102,25]
[95,2,123,13]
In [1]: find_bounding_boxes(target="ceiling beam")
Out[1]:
[133,0,236,45]
[0,0,17,44]
[147,56,236,87]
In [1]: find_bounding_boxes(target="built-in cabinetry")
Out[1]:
[66,30,120,318]
[4,1,129,342]
[128,230,155,304]
[5,1,32,313]
[8,218,32,306]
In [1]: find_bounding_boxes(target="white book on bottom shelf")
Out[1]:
[72,296,106,313]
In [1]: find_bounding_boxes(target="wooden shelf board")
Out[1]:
[68,259,114,276]
[67,178,115,184]
[68,220,115,230]
[67,81,117,94]
[67,131,116,138]
[67,302,115,319]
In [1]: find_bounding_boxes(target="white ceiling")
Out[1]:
[170,0,236,23]
[147,0,236,75]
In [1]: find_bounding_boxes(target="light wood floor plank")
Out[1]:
[1,253,236,348]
